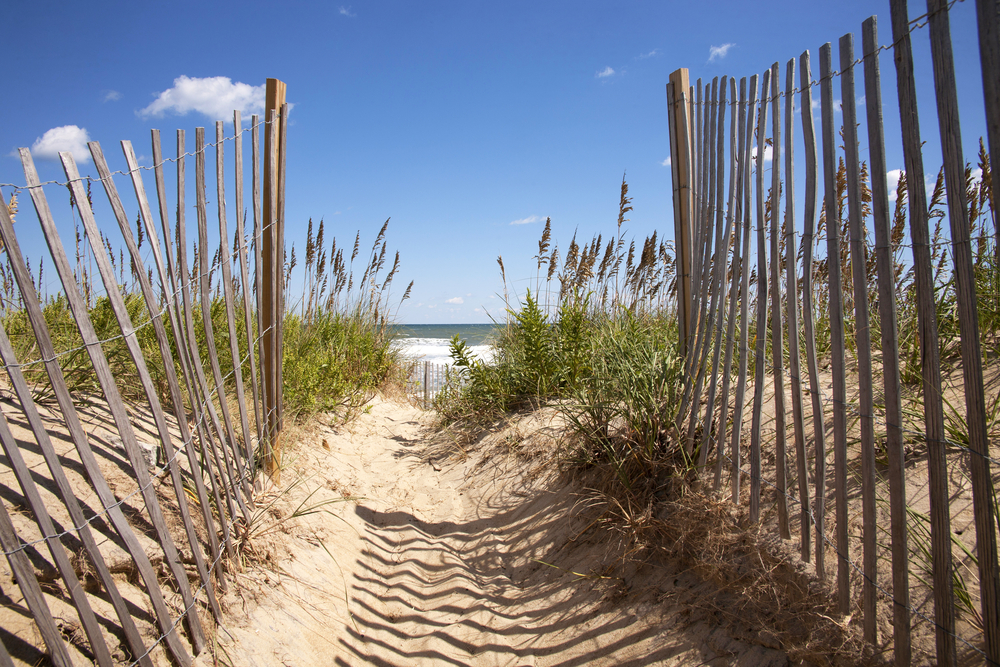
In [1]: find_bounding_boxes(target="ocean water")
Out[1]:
[393,323,499,366]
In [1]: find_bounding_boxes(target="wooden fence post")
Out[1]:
[262,78,287,478]
[668,69,693,360]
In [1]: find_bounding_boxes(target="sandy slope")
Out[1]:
[209,397,790,667]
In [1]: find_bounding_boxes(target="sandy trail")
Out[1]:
[211,397,788,667]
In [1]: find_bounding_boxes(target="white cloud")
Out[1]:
[31,125,91,164]
[637,49,659,60]
[661,157,671,167]
[810,97,842,113]
[510,215,544,226]
[596,66,615,78]
[339,6,356,16]
[751,145,773,163]
[103,90,122,102]
[446,297,464,304]
[886,169,903,202]
[139,76,266,120]
[708,43,735,63]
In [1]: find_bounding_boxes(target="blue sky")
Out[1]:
[1,0,990,323]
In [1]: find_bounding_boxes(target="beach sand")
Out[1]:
[206,396,791,667]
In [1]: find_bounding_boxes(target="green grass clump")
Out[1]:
[438,176,688,488]
[282,308,398,421]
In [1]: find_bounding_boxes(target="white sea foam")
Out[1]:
[395,337,494,366]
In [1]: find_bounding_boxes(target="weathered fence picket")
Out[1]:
[668,2,1000,663]
[0,81,287,664]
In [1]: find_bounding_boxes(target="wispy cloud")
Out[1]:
[596,66,615,78]
[661,157,671,167]
[339,6,356,16]
[708,43,735,63]
[811,97,842,113]
[510,215,544,226]
[637,49,659,60]
[31,125,92,164]
[103,90,122,102]
[886,169,903,202]
[139,76,268,120]
[751,145,773,163]
[446,297,464,304]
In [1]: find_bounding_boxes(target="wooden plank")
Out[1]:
[234,111,265,455]
[276,102,289,433]
[195,127,255,502]
[840,33,878,645]
[888,0,956,661]
[251,114,266,447]
[699,76,734,468]
[686,78,723,457]
[799,49,828,583]
[14,150,192,667]
[0,371,115,666]
[69,146,209,653]
[668,69,694,360]
[750,68,770,524]
[262,80,287,466]
[262,104,280,472]
[715,77,747,491]
[731,75,758,504]
[151,129,228,592]
[0,315,151,665]
[820,42,852,616]
[692,78,705,327]
[215,122,256,468]
[926,0,1000,660]
[862,16,911,664]
[16,295,160,655]
[768,61,790,539]
[175,130,244,552]
[784,57,810,561]
[120,140,224,618]
[0,496,73,667]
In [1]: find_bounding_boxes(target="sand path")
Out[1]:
[210,398,789,666]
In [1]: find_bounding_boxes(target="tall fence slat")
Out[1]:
[76,144,211,653]
[0,320,151,665]
[701,76,737,469]
[863,16,912,664]
[730,74,757,504]
[714,77,747,491]
[819,42,852,615]
[0,494,74,667]
[926,0,1000,660]
[234,111,265,458]
[121,140,224,621]
[768,61,790,539]
[0,379,115,667]
[689,77,726,463]
[840,33,879,645]
[750,68,770,523]
[196,127,254,505]
[889,0,956,660]
[15,150,193,667]
[798,49,828,583]
[176,129,244,550]
[784,56,810,561]
[215,121,256,468]
[151,129,229,592]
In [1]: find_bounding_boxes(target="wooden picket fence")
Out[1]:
[667,1,999,664]
[0,80,288,666]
